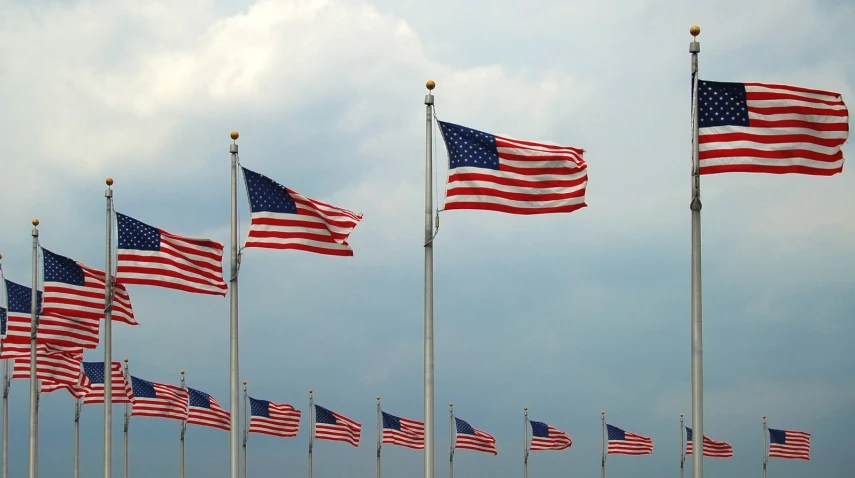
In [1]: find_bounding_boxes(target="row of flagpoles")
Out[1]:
[0,25,848,478]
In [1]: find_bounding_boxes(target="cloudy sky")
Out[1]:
[1,0,853,476]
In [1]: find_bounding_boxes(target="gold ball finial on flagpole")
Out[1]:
[762,415,766,419]
[0,254,3,260]
[243,380,247,385]
[181,370,185,375]
[680,413,684,417]
[426,80,436,91]
[230,131,239,141]
[106,177,114,186]
[376,396,381,400]
[690,25,701,37]
[32,219,39,227]
[123,358,128,363]
[449,402,453,407]
[524,407,528,411]
[309,389,313,394]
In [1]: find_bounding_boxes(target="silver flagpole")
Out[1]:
[523,408,528,478]
[688,25,705,478]
[74,399,81,478]
[1,252,8,478]
[104,178,115,478]
[600,411,606,478]
[423,79,436,478]
[448,403,453,478]
[308,390,313,478]
[242,381,247,478]
[679,413,685,478]
[762,416,767,478]
[123,359,129,478]
[28,218,40,478]
[179,371,186,478]
[376,396,381,478]
[228,131,241,478]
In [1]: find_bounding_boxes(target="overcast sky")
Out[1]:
[1,0,853,477]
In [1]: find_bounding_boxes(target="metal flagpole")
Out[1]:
[179,371,186,478]
[74,399,81,478]
[679,413,685,478]
[762,416,767,478]
[307,390,314,478]
[28,218,40,478]
[104,178,115,478]
[1,252,8,478]
[600,411,606,478]
[448,403,453,478]
[523,408,529,478]
[423,79,436,478]
[123,359,129,478]
[688,25,705,478]
[376,396,381,478]
[242,381,247,478]
[228,131,241,478]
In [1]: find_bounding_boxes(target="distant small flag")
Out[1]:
[529,420,572,451]
[685,427,733,458]
[2,279,100,352]
[187,388,230,431]
[381,411,425,449]
[697,80,849,176]
[80,361,134,404]
[437,120,587,215]
[454,417,498,455]
[248,397,301,438]
[12,345,89,393]
[313,404,361,447]
[130,376,189,421]
[242,167,363,256]
[768,429,810,460]
[0,306,6,339]
[41,248,137,326]
[115,212,227,296]
[606,424,654,455]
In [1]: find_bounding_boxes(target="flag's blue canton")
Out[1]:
[686,427,694,441]
[455,417,477,435]
[82,362,106,385]
[130,376,157,398]
[116,213,162,251]
[42,248,85,285]
[606,424,626,441]
[249,397,271,418]
[4,280,42,314]
[698,80,750,128]
[188,388,212,409]
[314,405,337,425]
[242,168,297,214]
[1,307,7,336]
[381,411,402,430]
[768,429,787,444]
[438,121,501,171]
[529,420,550,438]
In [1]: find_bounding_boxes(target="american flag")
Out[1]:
[438,120,587,215]
[454,417,497,455]
[41,248,137,326]
[768,428,810,460]
[130,376,188,421]
[529,420,572,451]
[79,361,134,404]
[313,404,361,447]
[685,427,733,458]
[381,411,424,449]
[242,167,363,256]
[248,397,301,438]
[2,279,100,352]
[115,212,227,296]
[606,424,654,455]
[12,345,90,394]
[187,388,230,431]
[0,306,6,339]
[697,80,849,176]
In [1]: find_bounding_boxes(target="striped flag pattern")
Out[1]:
[130,376,189,421]
[381,411,425,449]
[454,417,498,455]
[606,424,654,455]
[242,167,363,256]
[314,404,361,447]
[529,420,572,451]
[248,397,301,438]
[438,120,587,215]
[80,361,134,404]
[697,80,849,176]
[11,345,89,393]
[187,388,230,431]
[768,429,810,460]
[41,248,137,326]
[115,212,227,296]
[685,427,733,458]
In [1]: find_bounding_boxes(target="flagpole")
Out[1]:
[423,79,436,478]
[123,359,129,478]
[523,408,528,478]
[28,218,40,478]
[229,131,241,478]
[1,252,8,478]
[600,411,605,478]
[448,403,453,478]
[179,371,186,478]
[308,390,314,478]
[762,416,767,478]
[74,399,81,478]
[376,396,381,478]
[688,25,705,478]
[104,178,115,478]
[679,413,685,478]
[242,381,247,478]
